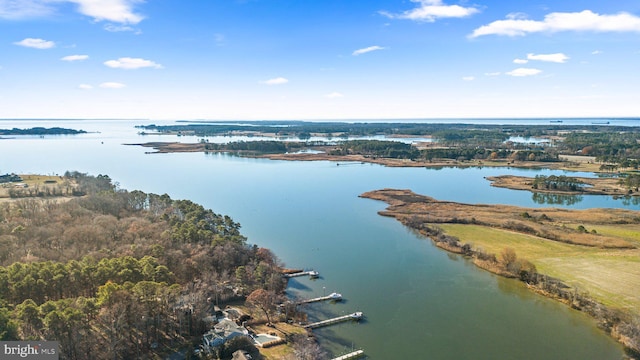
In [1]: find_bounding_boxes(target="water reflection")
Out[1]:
[618,195,640,206]
[446,252,460,262]
[532,192,583,206]
[497,276,531,301]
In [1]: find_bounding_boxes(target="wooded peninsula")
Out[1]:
[0,172,316,359]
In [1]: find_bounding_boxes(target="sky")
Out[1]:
[1,0,640,120]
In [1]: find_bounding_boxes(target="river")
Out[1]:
[0,119,631,359]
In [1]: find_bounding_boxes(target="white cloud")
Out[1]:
[527,53,569,63]
[470,10,640,38]
[352,45,385,56]
[0,0,55,19]
[104,57,163,70]
[261,77,289,85]
[484,72,501,76]
[325,92,344,98]
[103,24,140,33]
[14,38,55,49]
[462,76,475,81]
[380,0,479,22]
[0,0,144,24]
[78,84,93,89]
[61,54,89,61]
[592,50,603,55]
[68,0,143,24]
[99,82,126,88]
[513,58,528,64]
[506,68,542,77]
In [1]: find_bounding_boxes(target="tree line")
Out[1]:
[0,172,286,359]
[329,140,420,159]
[531,175,586,191]
[203,140,293,154]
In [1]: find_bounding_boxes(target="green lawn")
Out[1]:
[437,224,640,311]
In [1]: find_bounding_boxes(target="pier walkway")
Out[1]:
[303,312,363,329]
[283,270,319,279]
[330,350,365,360]
[297,292,342,304]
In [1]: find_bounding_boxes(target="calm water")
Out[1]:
[0,120,630,359]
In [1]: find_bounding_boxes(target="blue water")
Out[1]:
[0,119,630,359]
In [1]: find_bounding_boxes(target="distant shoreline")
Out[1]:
[131,141,610,174]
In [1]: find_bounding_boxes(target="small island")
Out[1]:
[487,174,640,196]
[0,127,87,136]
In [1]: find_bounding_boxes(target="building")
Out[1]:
[202,318,249,350]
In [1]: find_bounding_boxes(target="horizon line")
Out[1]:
[2,116,640,122]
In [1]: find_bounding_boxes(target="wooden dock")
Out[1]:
[331,350,365,360]
[297,292,342,304]
[303,312,363,329]
[283,270,319,279]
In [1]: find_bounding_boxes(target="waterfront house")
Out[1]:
[202,318,250,350]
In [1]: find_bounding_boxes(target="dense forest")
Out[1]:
[556,132,640,168]
[531,175,586,191]
[328,140,420,159]
[202,140,309,154]
[0,172,285,359]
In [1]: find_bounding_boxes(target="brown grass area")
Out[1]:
[0,174,77,203]
[362,189,637,248]
[132,142,206,153]
[487,174,633,196]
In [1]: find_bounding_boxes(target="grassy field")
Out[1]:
[438,223,640,311]
[0,174,75,202]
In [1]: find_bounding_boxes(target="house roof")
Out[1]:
[214,318,248,337]
[203,318,249,348]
